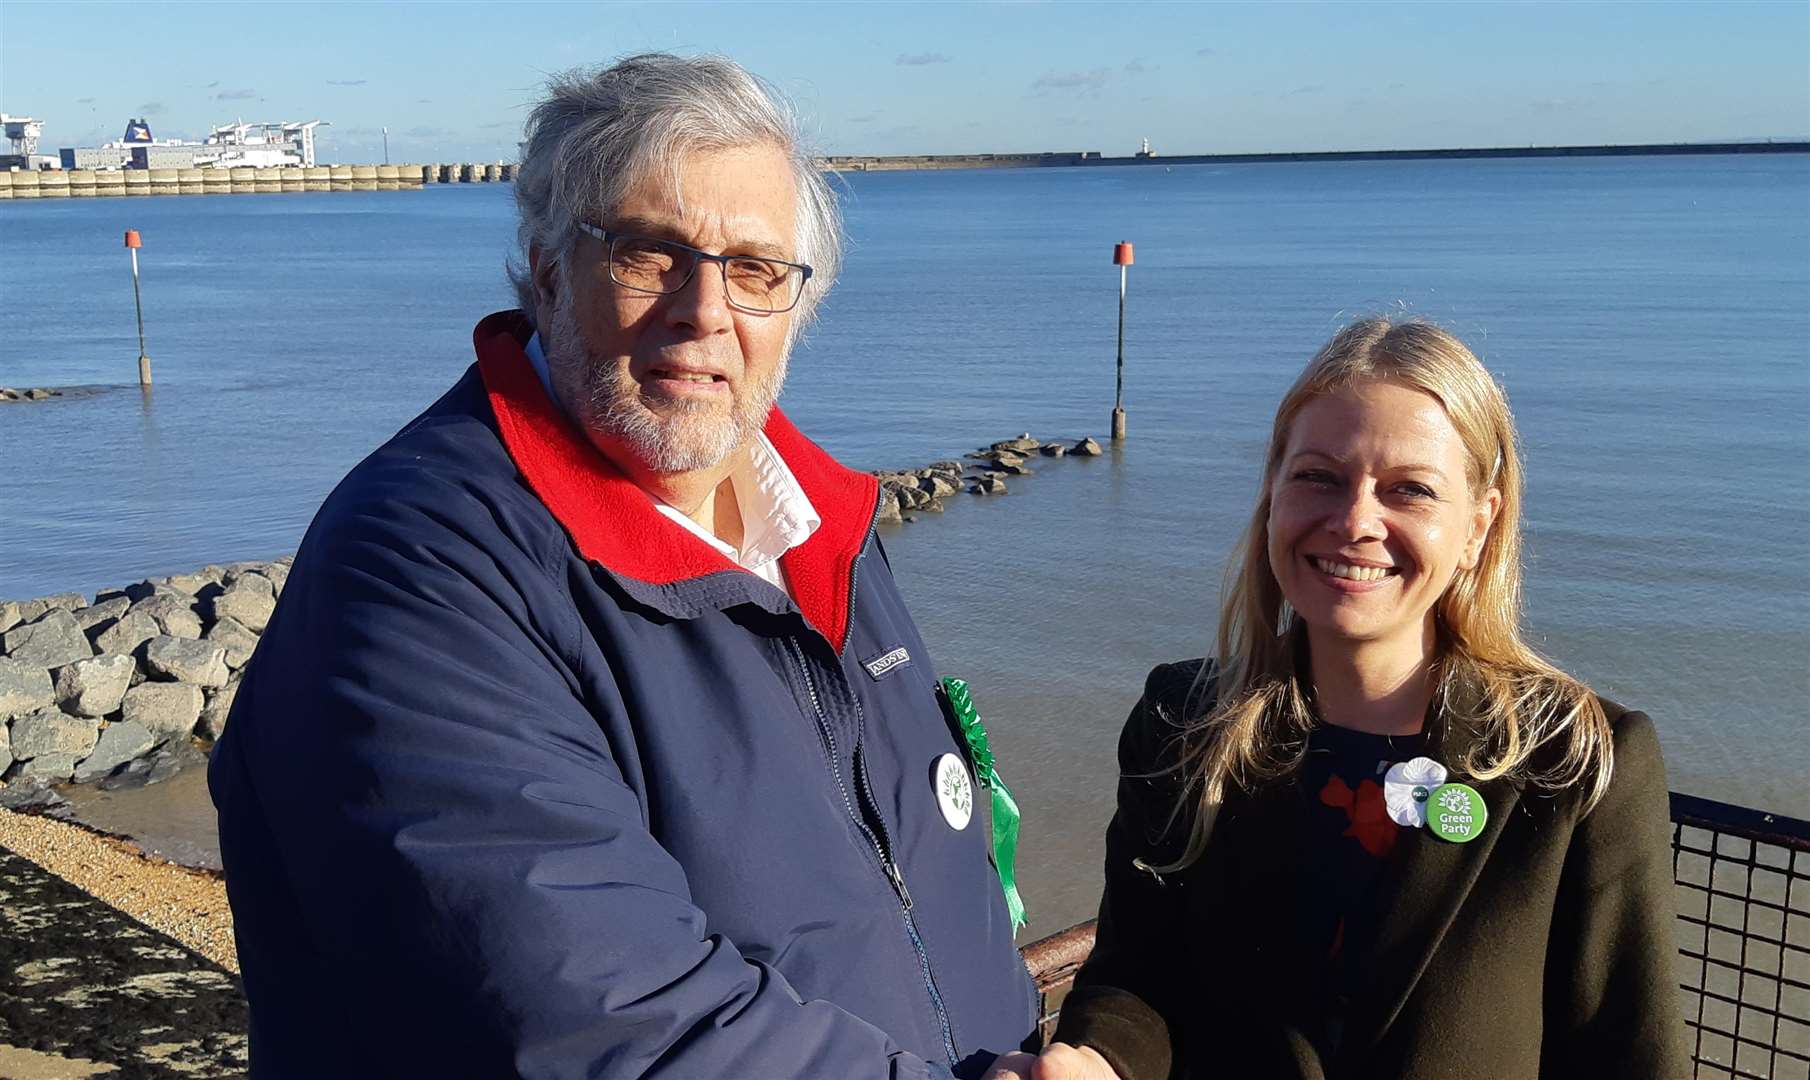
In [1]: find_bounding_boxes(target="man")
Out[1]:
[210,53,1038,1079]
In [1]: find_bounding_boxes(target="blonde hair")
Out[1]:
[1157,317,1613,870]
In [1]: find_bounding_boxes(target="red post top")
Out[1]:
[1113,241,1134,266]
[123,230,142,249]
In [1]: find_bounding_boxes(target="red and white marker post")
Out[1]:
[125,230,151,386]
[1111,241,1134,440]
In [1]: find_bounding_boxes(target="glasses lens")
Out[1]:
[724,257,800,314]
[609,236,689,293]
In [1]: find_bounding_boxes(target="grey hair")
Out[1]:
[507,53,843,334]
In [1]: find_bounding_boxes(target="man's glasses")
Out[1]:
[577,223,814,315]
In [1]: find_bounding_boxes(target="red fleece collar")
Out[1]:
[474,311,878,654]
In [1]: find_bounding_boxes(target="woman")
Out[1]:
[1036,319,1686,1080]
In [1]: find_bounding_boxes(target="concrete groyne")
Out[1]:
[0,162,516,200]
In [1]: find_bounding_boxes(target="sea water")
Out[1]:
[2,155,1806,933]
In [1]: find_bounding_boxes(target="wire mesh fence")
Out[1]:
[1020,791,1810,1077]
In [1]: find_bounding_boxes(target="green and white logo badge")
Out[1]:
[934,752,973,831]
[1428,782,1488,843]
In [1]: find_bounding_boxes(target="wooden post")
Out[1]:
[125,230,151,386]
[1111,242,1134,440]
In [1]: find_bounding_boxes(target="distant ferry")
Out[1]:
[60,117,326,171]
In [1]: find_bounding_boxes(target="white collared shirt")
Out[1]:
[524,333,819,596]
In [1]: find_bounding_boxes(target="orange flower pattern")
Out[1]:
[1317,774,1401,858]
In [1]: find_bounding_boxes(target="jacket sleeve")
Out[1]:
[221,483,952,1080]
[1539,709,1692,1080]
[1052,663,1200,1080]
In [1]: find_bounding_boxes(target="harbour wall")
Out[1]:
[821,140,1810,172]
[0,162,516,200]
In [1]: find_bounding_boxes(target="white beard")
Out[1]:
[544,291,787,474]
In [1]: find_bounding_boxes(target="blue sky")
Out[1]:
[3,1,1806,164]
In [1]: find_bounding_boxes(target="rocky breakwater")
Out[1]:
[1,386,66,402]
[0,559,288,803]
[870,433,1104,523]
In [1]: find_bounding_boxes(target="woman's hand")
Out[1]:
[1032,1042,1122,1080]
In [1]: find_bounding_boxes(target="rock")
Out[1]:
[0,387,17,401]
[1039,444,1068,457]
[0,602,21,635]
[0,777,71,813]
[208,582,276,633]
[966,449,1029,466]
[875,494,903,525]
[71,720,158,784]
[0,716,8,774]
[91,610,161,656]
[3,609,93,669]
[72,596,132,631]
[131,593,204,638]
[0,658,55,720]
[98,740,206,791]
[992,434,1041,452]
[9,707,101,760]
[919,474,961,498]
[24,388,51,401]
[52,654,135,717]
[205,616,261,669]
[927,460,964,477]
[992,460,1034,476]
[198,679,239,741]
[121,682,205,740]
[97,580,155,605]
[8,752,79,782]
[896,485,933,511]
[41,592,87,613]
[142,635,229,688]
[1071,437,1104,456]
[222,569,277,600]
[163,571,214,594]
[970,476,1008,495]
[9,598,50,626]
[260,562,290,594]
[917,499,945,513]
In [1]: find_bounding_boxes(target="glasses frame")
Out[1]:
[576,223,814,315]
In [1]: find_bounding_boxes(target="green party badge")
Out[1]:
[1428,782,1488,843]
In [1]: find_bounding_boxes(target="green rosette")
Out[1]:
[940,677,1027,934]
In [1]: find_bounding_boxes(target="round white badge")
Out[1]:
[933,753,974,831]
[1383,756,1449,828]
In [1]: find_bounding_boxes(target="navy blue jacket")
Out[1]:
[209,312,1038,1078]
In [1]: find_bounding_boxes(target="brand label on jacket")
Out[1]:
[862,646,911,681]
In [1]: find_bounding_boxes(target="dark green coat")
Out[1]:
[1054,660,1689,1080]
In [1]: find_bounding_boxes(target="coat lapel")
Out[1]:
[1336,716,1525,1056]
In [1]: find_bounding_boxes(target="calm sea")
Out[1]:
[2,156,1807,935]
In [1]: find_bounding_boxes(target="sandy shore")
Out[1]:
[0,806,237,972]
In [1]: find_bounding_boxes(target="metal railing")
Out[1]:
[1019,791,1810,1077]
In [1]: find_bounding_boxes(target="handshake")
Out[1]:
[986,1043,1121,1080]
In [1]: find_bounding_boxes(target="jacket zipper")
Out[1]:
[837,495,958,1059]
[851,708,959,1065]
[785,603,960,1063]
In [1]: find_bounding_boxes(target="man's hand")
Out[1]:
[983,1050,1037,1079]
[1031,1041,1121,1080]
